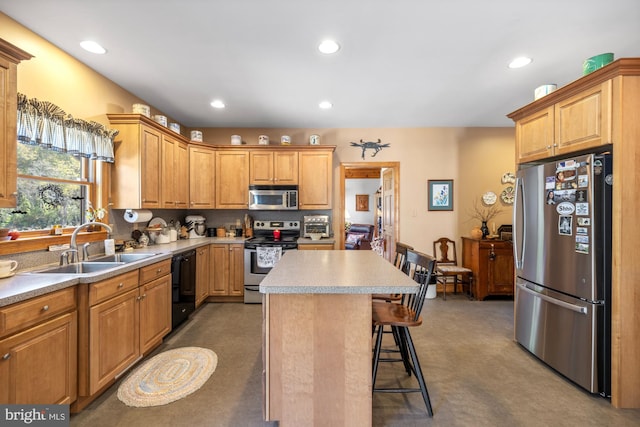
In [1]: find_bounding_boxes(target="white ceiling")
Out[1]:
[1,1,638,128]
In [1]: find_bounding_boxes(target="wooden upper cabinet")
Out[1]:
[108,114,192,209]
[250,151,298,185]
[0,39,32,208]
[161,134,189,208]
[299,150,333,209]
[515,106,555,163]
[216,150,249,208]
[554,81,611,156]
[189,145,215,209]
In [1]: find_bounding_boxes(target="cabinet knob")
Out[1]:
[546,145,552,149]
[2,353,10,360]
[42,305,50,312]
[140,294,146,300]
[156,268,162,273]
[118,283,124,288]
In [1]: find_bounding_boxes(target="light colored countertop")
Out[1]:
[0,236,245,307]
[260,250,417,294]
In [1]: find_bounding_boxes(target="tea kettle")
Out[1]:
[185,215,207,239]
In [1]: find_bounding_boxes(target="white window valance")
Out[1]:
[16,93,117,163]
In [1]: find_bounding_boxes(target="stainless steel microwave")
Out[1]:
[248,185,299,210]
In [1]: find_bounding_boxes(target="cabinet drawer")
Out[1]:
[89,270,139,306]
[0,287,76,337]
[139,260,171,284]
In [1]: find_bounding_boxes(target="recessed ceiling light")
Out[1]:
[80,40,107,54]
[319,101,333,109]
[318,40,340,54]
[210,100,225,109]
[509,56,532,69]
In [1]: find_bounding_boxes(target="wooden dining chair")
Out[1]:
[372,249,436,416]
[433,237,473,300]
[372,241,413,302]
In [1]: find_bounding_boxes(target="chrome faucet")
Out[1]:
[67,221,113,264]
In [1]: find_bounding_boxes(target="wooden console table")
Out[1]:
[461,237,514,300]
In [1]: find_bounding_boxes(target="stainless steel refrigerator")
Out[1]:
[513,152,612,396]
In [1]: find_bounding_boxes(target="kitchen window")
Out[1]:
[0,143,96,233]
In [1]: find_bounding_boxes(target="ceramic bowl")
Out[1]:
[309,233,322,241]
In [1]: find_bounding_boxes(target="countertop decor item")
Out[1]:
[308,232,322,241]
[468,198,503,228]
[117,347,217,407]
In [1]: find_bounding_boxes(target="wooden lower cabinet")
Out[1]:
[195,245,210,307]
[461,237,514,301]
[74,260,171,412]
[209,243,244,298]
[0,311,77,404]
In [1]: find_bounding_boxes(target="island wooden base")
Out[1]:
[263,293,372,426]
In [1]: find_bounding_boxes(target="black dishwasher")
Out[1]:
[171,250,196,330]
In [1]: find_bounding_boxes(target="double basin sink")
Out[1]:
[34,253,160,275]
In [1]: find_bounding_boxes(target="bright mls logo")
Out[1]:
[1,405,68,426]
[556,202,575,215]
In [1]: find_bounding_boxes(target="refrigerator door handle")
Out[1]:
[517,282,587,314]
[514,176,525,269]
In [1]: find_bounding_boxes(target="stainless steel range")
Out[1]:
[243,219,300,303]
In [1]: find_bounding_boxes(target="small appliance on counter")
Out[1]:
[185,215,206,239]
[303,215,330,238]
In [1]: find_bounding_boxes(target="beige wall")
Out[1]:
[1,13,516,258]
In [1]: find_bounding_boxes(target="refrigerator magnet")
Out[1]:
[575,203,589,216]
[575,242,589,254]
[577,217,591,226]
[559,216,572,235]
[545,176,555,189]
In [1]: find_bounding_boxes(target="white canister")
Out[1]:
[258,135,269,145]
[534,84,557,100]
[281,135,291,145]
[191,130,203,142]
[153,115,167,127]
[231,135,242,145]
[310,134,320,145]
[132,103,150,117]
[169,122,180,133]
[169,228,178,242]
[104,239,115,256]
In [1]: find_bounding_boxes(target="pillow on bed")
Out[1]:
[346,233,366,244]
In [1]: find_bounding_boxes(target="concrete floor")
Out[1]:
[70,296,640,427]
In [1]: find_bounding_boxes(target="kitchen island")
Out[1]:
[260,250,418,426]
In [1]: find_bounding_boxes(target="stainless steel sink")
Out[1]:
[87,253,159,263]
[35,262,126,274]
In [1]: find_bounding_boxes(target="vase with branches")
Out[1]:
[468,198,503,238]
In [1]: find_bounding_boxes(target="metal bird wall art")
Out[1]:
[350,139,390,159]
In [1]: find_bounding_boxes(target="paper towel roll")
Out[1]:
[124,209,153,223]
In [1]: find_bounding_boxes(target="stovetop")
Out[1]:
[246,219,300,249]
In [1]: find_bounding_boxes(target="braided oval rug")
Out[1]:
[117,347,217,407]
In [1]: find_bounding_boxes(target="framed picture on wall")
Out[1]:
[356,194,369,211]
[428,179,453,211]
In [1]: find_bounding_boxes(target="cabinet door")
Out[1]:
[189,146,216,209]
[250,151,274,184]
[89,289,139,395]
[0,311,77,404]
[555,81,612,156]
[196,245,210,307]
[209,244,230,295]
[139,274,171,354]
[0,56,18,208]
[274,151,298,184]
[175,141,190,208]
[515,106,555,163]
[487,245,515,295]
[140,126,162,208]
[299,150,333,209]
[161,134,176,208]
[216,151,249,208]
[229,244,245,296]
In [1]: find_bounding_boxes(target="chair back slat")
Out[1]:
[404,250,437,320]
[433,237,457,266]
[393,241,414,273]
